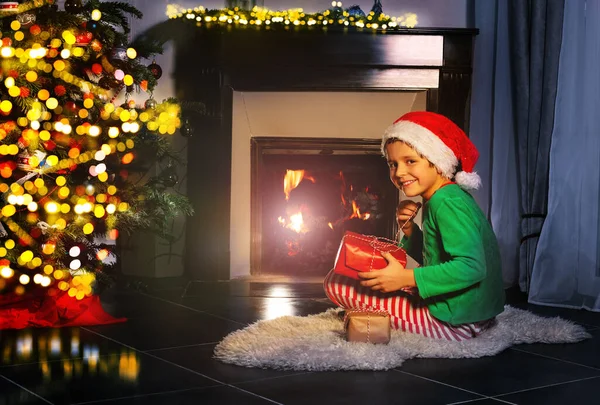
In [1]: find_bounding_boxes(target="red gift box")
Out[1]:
[333,231,407,280]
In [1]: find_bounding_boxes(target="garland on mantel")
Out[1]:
[165,2,418,31]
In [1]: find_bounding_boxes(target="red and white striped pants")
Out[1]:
[324,270,492,341]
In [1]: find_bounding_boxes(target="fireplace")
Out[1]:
[230,90,428,278]
[165,25,478,280]
[252,137,398,276]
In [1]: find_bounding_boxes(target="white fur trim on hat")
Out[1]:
[381,120,458,179]
[455,171,482,190]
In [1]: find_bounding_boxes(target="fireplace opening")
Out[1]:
[253,142,399,276]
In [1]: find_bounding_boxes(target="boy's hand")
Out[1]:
[358,251,416,293]
[397,200,422,238]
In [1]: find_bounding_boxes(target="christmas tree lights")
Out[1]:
[0,0,192,302]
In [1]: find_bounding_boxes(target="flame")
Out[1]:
[283,169,315,200]
[339,171,347,206]
[278,211,308,234]
[326,172,374,228]
[289,212,304,233]
[349,200,370,220]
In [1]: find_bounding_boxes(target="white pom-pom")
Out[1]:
[455,171,482,190]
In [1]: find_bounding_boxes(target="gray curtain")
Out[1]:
[508,0,565,291]
[529,0,600,311]
[470,0,520,287]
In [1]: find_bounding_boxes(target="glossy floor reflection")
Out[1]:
[0,280,599,405]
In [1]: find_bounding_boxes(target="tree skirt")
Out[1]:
[214,306,590,371]
[0,290,126,330]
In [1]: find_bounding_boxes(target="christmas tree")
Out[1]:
[0,0,192,326]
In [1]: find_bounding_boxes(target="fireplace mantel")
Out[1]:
[161,22,478,279]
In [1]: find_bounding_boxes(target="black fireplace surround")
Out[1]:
[152,21,478,280]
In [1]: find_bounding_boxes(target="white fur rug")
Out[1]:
[214,306,590,371]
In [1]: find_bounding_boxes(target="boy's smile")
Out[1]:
[385,141,449,200]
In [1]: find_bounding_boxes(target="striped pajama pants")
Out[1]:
[324,269,492,341]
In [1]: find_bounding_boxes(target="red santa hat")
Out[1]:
[381,111,481,190]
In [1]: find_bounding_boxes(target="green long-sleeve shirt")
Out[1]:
[402,184,505,325]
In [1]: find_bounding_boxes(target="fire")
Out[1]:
[279,169,372,238]
[279,169,314,235]
[289,212,304,233]
[349,200,371,220]
[278,211,308,234]
[283,169,315,200]
[328,172,374,230]
[339,171,347,206]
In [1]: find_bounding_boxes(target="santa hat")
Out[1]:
[381,111,482,190]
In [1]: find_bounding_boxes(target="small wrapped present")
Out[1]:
[333,231,407,280]
[344,310,391,344]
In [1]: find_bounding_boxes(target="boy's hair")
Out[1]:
[384,138,438,171]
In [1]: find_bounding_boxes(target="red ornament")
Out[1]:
[31,227,42,239]
[54,85,66,96]
[8,70,18,78]
[64,101,77,112]
[0,161,17,171]
[91,63,102,75]
[29,25,42,35]
[2,38,12,47]
[75,31,93,46]
[19,87,30,97]
[43,140,57,150]
[148,60,162,80]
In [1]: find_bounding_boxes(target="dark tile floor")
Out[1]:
[1,280,599,405]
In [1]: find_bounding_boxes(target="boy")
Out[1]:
[323,111,505,341]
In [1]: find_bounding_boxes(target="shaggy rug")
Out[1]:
[214,306,590,371]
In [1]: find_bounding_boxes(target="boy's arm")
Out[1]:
[400,223,423,265]
[412,199,486,299]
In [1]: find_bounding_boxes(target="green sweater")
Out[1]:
[402,184,505,325]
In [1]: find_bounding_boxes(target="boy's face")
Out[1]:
[385,141,447,200]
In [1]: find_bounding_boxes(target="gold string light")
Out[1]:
[166,2,418,30]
